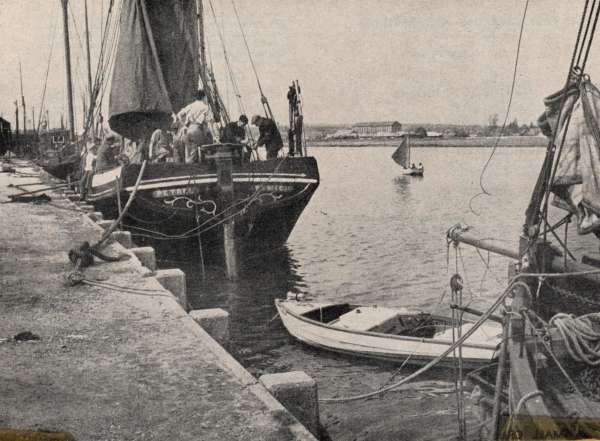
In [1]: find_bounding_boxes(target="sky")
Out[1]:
[0,0,595,132]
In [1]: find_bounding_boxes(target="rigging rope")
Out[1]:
[468,0,529,216]
[230,0,274,120]
[37,8,59,132]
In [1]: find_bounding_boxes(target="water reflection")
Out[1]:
[146,238,305,366]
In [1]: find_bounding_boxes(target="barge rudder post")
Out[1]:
[212,143,239,281]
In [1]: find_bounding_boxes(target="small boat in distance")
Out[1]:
[392,135,424,176]
[276,299,501,368]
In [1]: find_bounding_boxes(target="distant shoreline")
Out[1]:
[307,135,547,148]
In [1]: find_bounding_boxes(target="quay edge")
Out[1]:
[0,161,317,441]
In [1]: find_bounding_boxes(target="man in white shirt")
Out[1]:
[148,129,173,163]
[80,141,98,199]
[173,89,216,163]
[175,89,210,126]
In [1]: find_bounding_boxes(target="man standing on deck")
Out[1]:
[174,89,215,163]
[221,115,251,159]
[80,141,97,200]
[251,115,283,159]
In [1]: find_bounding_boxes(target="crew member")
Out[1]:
[148,128,173,163]
[174,89,214,163]
[80,141,97,199]
[221,115,251,161]
[252,114,283,159]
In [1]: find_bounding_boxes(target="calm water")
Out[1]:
[154,145,591,440]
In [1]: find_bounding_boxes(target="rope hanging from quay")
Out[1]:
[94,160,147,249]
[67,161,147,286]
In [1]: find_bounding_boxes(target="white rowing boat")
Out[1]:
[276,299,502,368]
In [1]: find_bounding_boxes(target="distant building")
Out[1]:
[352,121,402,137]
[426,131,443,138]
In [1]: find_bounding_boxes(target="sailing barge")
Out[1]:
[447,5,600,436]
[86,0,319,256]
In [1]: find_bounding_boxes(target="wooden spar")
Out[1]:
[84,0,94,137]
[196,0,207,76]
[195,0,228,125]
[447,228,520,260]
[448,228,600,284]
[19,62,26,137]
[61,0,76,141]
[14,100,19,138]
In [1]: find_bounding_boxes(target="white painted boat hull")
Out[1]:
[276,300,500,368]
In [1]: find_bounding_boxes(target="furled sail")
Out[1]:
[108,0,199,139]
[392,136,409,168]
[546,79,600,234]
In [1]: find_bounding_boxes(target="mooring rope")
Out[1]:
[94,160,147,249]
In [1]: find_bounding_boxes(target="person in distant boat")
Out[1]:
[221,114,251,159]
[148,128,173,163]
[252,114,283,159]
[80,141,98,200]
[174,89,214,163]
[411,163,416,169]
[418,162,423,170]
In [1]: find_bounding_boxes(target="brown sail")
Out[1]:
[108,0,199,139]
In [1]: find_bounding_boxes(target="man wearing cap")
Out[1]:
[221,115,251,161]
[220,114,248,144]
[252,114,283,159]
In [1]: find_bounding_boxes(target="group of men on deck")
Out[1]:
[79,89,284,198]
[148,89,283,163]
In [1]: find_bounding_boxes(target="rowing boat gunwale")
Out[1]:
[276,300,501,352]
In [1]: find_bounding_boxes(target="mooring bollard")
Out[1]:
[259,371,320,438]
[155,268,187,310]
[189,308,229,345]
[130,246,157,271]
[110,230,133,249]
[88,211,104,222]
[97,219,114,230]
